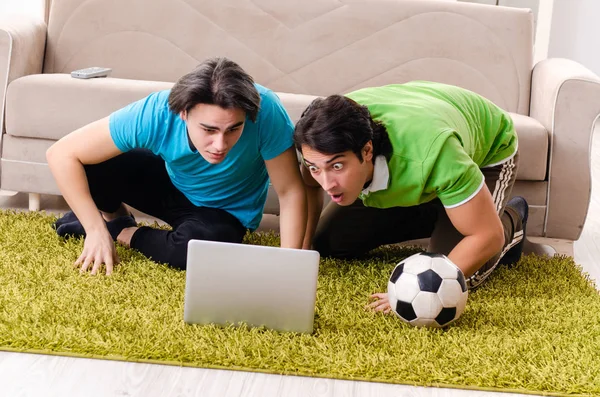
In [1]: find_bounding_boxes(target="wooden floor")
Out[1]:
[0,124,599,397]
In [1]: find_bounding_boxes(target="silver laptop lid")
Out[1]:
[184,240,320,334]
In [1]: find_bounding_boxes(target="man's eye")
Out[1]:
[332,163,343,170]
[308,165,319,173]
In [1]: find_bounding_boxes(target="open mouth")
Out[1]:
[330,193,343,203]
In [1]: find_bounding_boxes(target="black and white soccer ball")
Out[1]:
[387,252,468,328]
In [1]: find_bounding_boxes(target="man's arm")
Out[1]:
[265,148,307,249]
[445,184,505,277]
[368,184,503,313]
[46,117,124,274]
[300,165,324,249]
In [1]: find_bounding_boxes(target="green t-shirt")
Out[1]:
[346,81,517,208]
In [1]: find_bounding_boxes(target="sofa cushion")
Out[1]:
[42,0,534,115]
[5,74,547,181]
[276,92,318,124]
[5,74,174,141]
[5,74,320,141]
[508,113,549,181]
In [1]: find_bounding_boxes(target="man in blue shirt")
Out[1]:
[47,57,307,275]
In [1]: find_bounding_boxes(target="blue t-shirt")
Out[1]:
[109,84,294,230]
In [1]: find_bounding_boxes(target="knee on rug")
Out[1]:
[312,233,366,259]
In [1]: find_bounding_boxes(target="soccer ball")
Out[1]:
[387,252,468,328]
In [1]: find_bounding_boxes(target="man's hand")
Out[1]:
[367,292,392,314]
[74,229,119,275]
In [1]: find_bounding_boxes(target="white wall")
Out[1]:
[548,0,600,75]
[0,0,44,19]
[533,0,554,63]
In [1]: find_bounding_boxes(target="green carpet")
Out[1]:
[0,210,599,396]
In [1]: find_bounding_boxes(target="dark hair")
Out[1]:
[293,95,392,161]
[168,57,261,122]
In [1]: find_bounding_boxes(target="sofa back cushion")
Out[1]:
[42,0,533,115]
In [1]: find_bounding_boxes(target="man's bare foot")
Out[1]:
[101,204,131,222]
[117,227,138,247]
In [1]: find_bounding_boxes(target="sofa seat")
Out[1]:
[5,74,174,141]
[5,73,549,181]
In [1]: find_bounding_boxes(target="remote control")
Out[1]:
[71,67,112,79]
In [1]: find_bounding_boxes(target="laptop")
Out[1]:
[183,240,320,333]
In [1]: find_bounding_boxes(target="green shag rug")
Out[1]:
[0,210,599,396]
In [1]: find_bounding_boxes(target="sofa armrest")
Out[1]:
[0,15,47,135]
[530,58,600,240]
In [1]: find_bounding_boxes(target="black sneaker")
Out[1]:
[498,196,529,266]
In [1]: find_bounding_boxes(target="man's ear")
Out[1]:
[363,140,374,162]
[179,110,187,121]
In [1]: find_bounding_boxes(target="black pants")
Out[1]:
[313,153,523,289]
[84,149,247,270]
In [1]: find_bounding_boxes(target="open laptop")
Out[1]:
[183,240,320,334]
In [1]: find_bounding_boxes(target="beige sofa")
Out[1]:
[1,0,600,241]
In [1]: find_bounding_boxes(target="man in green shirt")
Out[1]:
[293,81,528,313]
